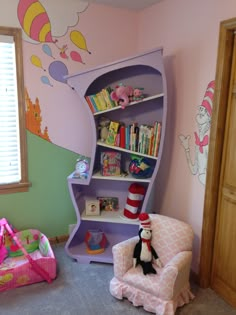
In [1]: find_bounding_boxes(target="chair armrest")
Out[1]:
[112,236,139,278]
[158,251,192,300]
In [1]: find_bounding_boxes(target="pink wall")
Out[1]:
[138,0,236,272]
[78,4,139,66]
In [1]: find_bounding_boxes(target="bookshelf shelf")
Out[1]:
[93,93,164,116]
[81,209,140,225]
[97,141,158,160]
[65,47,167,264]
[92,170,151,183]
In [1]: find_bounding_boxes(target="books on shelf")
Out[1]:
[98,120,162,157]
[85,96,96,113]
[85,86,117,113]
[105,121,119,146]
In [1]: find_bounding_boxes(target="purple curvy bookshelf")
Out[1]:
[65,47,167,264]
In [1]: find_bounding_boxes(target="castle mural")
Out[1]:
[25,89,51,142]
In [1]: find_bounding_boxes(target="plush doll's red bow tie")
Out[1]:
[141,238,151,251]
[194,132,208,153]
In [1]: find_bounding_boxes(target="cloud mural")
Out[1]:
[17,0,57,44]
[0,0,89,42]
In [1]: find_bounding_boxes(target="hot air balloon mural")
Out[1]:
[48,61,68,84]
[42,44,55,59]
[41,76,53,87]
[70,51,85,64]
[17,0,56,43]
[59,44,69,59]
[30,55,46,71]
[70,30,91,54]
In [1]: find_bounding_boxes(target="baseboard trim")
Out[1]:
[49,234,69,245]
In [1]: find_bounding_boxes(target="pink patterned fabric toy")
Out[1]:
[0,218,56,292]
[0,224,7,264]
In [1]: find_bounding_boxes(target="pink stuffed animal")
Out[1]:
[110,85,134,109]
[133,88,144,101]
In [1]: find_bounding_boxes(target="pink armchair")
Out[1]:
[109,214,195,315]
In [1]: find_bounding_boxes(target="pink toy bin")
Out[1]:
[0,218,56,292]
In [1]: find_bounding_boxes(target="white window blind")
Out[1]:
[0,35,21,185]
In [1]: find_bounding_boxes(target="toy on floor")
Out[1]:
[133,213,162,275]
[0,224,7,264]
[84,229,107,255]
[0,218,56,292]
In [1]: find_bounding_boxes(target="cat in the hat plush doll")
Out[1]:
[133,213,162,275]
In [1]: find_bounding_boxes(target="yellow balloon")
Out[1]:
[70,30,91,54]
[30,55,43,68]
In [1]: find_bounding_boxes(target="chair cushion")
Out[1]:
[123,265,162,297]
[149,214,194,265]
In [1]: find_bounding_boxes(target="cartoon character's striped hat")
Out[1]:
[139,213,151,230]
[123,183,146,219]
[201,80,215,116]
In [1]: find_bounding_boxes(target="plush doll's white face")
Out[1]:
[140,229,152,240]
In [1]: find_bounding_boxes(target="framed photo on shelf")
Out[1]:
[85,198,100,216]
[98,197,119,211]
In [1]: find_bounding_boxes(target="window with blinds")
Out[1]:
[0,26,30,194]
[0,36,21,184]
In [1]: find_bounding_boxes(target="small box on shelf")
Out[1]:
[85,198,100,216]
[100,151,121,176]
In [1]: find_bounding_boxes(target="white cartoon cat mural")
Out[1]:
[179,81,215,185]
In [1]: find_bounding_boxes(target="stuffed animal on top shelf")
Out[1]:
[132,88,145,101]
[133,213,162,275]
[110,84,134,109]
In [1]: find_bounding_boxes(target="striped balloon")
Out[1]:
[17,0,55,43]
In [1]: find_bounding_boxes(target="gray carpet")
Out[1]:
[0,243,236,315]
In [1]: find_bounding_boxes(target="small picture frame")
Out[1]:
[97,197,119,212]
[85,198,100,216]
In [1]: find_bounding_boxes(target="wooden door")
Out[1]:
[210,33,236,307]
[199,18,236,307]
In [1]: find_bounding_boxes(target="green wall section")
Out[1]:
[0,131,78,237]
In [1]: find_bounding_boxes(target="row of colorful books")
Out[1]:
[104,120,162,157]
[85,87,118,113]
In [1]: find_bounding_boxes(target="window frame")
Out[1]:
[0,26,30,194]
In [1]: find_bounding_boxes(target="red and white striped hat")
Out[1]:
[139,213,151,230]
[200,80,215,116]
[123,183,146,219]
